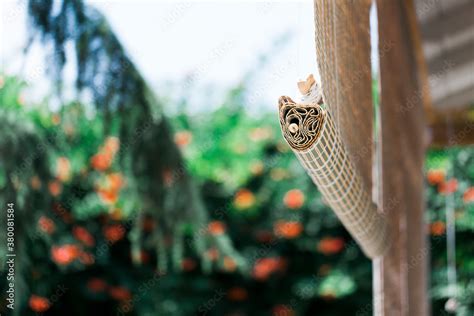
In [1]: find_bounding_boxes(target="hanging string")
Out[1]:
[436,0,458,311]
[445,114,458,309]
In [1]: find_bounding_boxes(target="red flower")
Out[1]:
[97,188,119,205]
[205,248,219,261]
[107,172,125,191]
[174,131,193,147]
[29,295,50,313]
[272,304,295,316]
[51,244,79,265]
[207,221,226,235]
[252,257,286,281]
[438,179,458,195]
[162,169,175,186]
[90,152,112,171]
[317,237,345,255]
[109,286,132,301]
[463,187,474,203]
[223,256,237,272]
[87,278,108,293]
[48,180,62,197]
[182,258,197,272]
[430,221,445,236]
[227,287,248,301]
[79,251,95,265]
[234,189,255,209]
[283,189,305,209]
[73,226,95,247]
[427,169,445,185]
[38,216,55,234]
[103,224,125,243]
[274,220,303,239]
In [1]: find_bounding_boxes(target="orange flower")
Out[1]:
[90,152,112,171]
[234,189,255,209]
[206,248,219,261]
[430,221,445,236]
[87,278,108,293]
[104,136,120,155]
[103,224,125,243]
[29,295,50,313]
[253,257,286,281]
[162,169,175,186]
[109,208,123,220]
[98,189,119,205]
[223,256,237,272]
[272,304,295,316]
[463,187,474,203]
[109,286,131,301]
[51,114,61,125]
[38,216,55,234]
[107,173,125,191]
[79,251,95,265]
[30,176,42,190]
[208,221,226,235]
[283,189,305,209]
[317,237,345,255]
[174,131,193,147]
[51,244,79,265]
[73,226,95,247]
[274,220,303,239]
[56,156,71,182]
[438,179,458,195]
[182,258,197,272]
[48,180,62,197]
[427,169,445,185]
[227,287,248,301]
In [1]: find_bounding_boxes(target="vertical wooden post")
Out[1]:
[374,1,429,315]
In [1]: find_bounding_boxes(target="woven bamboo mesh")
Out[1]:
[278,95,389,258]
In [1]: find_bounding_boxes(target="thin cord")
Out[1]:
[445,115,457,297]
[437,0,457,307]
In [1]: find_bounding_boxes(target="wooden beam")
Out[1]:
[428,108,474,147]
[374,1,429,315]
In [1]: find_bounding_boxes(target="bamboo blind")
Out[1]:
[278,92,389,259]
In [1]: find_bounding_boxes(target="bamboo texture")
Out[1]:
[278,94,389,259]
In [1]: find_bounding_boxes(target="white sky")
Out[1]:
[1,1,378,113]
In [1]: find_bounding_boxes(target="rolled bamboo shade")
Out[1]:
[278,92,389,259]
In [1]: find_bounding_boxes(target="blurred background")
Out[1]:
[0,0,473,315]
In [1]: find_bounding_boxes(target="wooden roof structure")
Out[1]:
[415,0,474,147]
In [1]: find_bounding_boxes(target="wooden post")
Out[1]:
[374,0,429,315]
